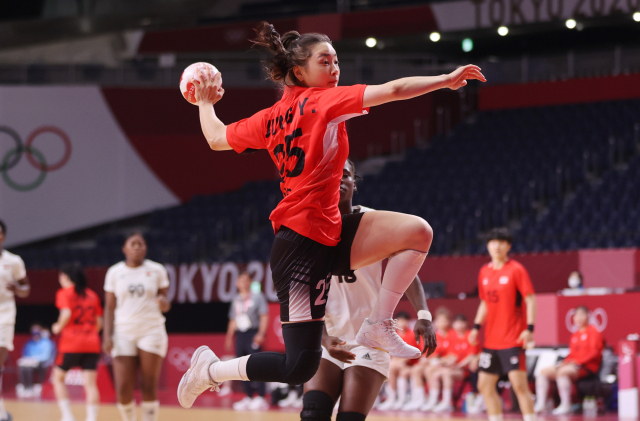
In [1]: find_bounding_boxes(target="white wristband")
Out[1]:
[418,310,432,322]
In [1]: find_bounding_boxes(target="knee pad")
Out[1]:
[301,390,334,421]
[336,412,366,421]
[284,348,322,385]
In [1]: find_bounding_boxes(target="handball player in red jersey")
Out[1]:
[177,21,485,411]
[52,263,103,421]
[469,228,537,421]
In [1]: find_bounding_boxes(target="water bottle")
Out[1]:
[583,396,597,417]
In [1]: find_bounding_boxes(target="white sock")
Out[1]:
[117,401,137,421]
[556,376,572,408]
[369,250,427,323]
[58,399,75,421]
[442,388,452,405]
[386,385,396,403]
[209,355,250,382]
[489,414,504,421]
[427,387,440,405]
[523,414,537,421]
[397,377,408,404]
[410,380,425,403]
[535,375,549,408]
[141,401,159,421]
[85,404,98,421]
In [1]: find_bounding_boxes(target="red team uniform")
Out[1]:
[477,260,535,375]
[55,286,103,370]
[226,85,369,321]
[563,325,604,378]
[447,331,481,369]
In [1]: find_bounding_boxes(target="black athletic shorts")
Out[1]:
[478,347,526,376]
[57,353,100,371]
[271,212,365,322]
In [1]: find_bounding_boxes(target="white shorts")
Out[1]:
[321,344,390,380]
[112,326,168,358]
[0,324,14,351]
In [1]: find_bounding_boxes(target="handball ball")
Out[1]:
[179,62,218,105]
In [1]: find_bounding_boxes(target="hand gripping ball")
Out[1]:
[179,62,219,105]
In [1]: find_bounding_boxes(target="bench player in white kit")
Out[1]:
[301,161,438,421]
[0,220,31,421]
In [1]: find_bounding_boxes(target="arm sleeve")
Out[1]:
[158,265,170,289]
[13,257,27,281]
[258,294,269,315]
[315,85,368,122]
[55,290,69,310]
[226,108,270,154]
[515,265,535,296]
[104,268,115,293]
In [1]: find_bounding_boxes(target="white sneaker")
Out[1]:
[432,400,453,413]
[278,391,299,408]
[552,404,572,415]
[177,345,221,409]
[467,394,485,414]
[534,401,546,413]
[401,399,424,411]
[420,400,438,411]
[32,384,42,398]
[15,384,25,398]
[391,398,406,410]
[377,398,396,411]
[217,383,232,397]
[356,319,421,359]
[248,396,269,410]
[233,397,253,411]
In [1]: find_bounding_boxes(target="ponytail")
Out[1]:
[60,262,88,298]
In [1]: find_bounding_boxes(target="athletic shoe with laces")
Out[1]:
[356,318,421,359]
[552,404,572,415]
[232,397,253,410]
[432,400,453,413]
[177,345,221,409]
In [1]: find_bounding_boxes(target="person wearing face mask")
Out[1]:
[568,271,583,290]
[16,323,55,398]
[534,305,603,415]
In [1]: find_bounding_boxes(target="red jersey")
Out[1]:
[56,286,103,353]
[431,329,454,358]
[564,325,604,374]
[401,328,419,348]
[446,330,481,363]
[227,85,369,246]
[478,259,535,350]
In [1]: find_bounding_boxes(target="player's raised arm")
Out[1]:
[193,70,232,151]
[362,65,486,108]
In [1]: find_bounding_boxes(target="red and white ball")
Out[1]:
[179,62,218,106]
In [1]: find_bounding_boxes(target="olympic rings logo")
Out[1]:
[0,125,71,191]
[565,307,608,333]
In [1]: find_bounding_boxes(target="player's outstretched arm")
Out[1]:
[362,65,486,108]
[193,70,232,151]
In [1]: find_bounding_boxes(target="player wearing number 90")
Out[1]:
[468,228,537,421]
[178,21,485,410]
[52,263,103,421]
[103,233,171,421]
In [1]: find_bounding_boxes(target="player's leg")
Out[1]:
[178,230,332,408]
[422,362,441,410]
[378,359,402,410]
[434,367,464,412]
[302,359,343,421]
[508,369,535,420]
[82,367,100,421]
[113,356,138,421]
[52,362,75,421]
[403,362,426,410]
[337,366,386,421]
[534,365,556,412]
[350,212,431,357]
[138,349,164,421]
[478,371,502,420]
[553,363,579,414]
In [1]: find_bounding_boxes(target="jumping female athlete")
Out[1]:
[178,22,485,410]
[301,159,437,421]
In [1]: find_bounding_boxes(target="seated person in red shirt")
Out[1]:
[378,312,420,410]
[401,307,452,411]
[534,305,604,415]
[429,314,480,412]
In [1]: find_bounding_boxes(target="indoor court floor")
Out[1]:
[5,399,625,421]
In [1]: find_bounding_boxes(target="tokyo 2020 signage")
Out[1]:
[0,125,71,191]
